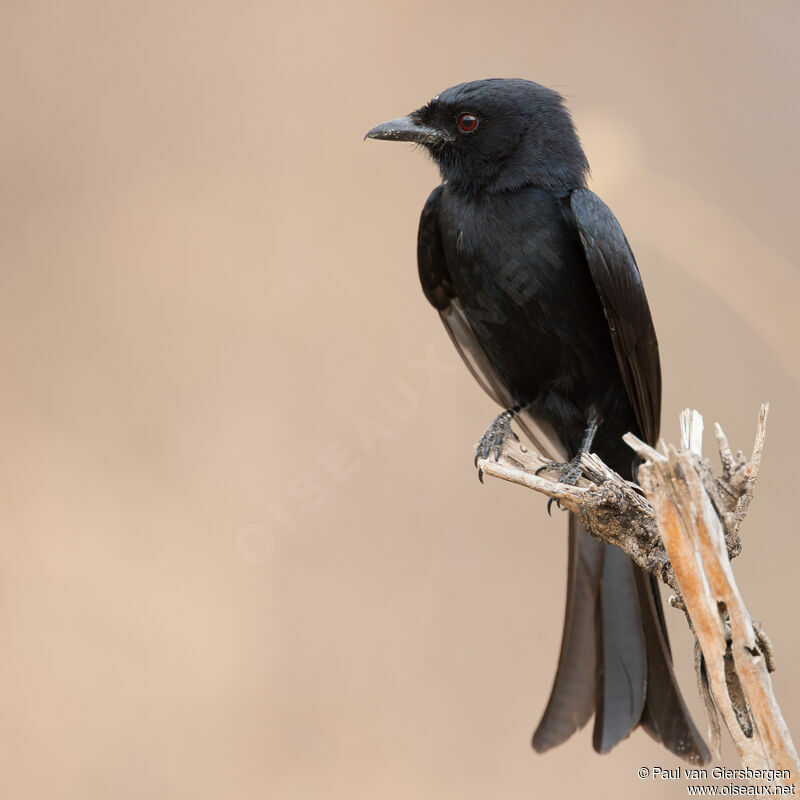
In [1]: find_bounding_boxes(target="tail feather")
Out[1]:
[532,518,603,751]
[636,571,711,764]
[593,543,646,753]
[533,518,709,764]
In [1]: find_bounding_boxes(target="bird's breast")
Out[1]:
[436,186,620,410]
[440,188,586,313]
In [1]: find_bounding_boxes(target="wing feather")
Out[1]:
[568,188,661,444]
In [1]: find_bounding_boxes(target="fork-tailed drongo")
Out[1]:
[365,78,708,764]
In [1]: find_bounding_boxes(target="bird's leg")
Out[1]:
[537,414,601,514]
[474,404,523,483]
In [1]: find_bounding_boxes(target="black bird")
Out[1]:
[366,78,709,763]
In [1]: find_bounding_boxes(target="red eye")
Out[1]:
[458,112,479,133]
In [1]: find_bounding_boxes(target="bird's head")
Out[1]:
[365,78,589,196]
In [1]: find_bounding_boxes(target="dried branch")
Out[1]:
[477,404,799,781]
[484,439,680,594]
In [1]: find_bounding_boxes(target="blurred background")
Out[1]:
[1,1,799,797]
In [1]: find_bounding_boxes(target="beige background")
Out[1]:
[2,1,799,798]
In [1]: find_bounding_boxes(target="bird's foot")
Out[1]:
[474,408,520,483]
[535,454,585,515]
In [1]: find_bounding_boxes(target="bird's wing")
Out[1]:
[567,188,661,444]
[418,185,565,460]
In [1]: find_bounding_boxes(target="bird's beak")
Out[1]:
[364,115,449,145]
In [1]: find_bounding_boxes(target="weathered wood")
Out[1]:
[476,405,798,782]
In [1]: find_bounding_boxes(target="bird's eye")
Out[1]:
[457,113,479,133]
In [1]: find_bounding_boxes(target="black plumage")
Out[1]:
[366,78,709,763]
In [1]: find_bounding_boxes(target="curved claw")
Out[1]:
[474,410,520,481]
[546,497,564,516]
[540,456,584,515]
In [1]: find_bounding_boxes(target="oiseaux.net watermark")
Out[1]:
[637,766,795,795]
[232,227,568,566]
